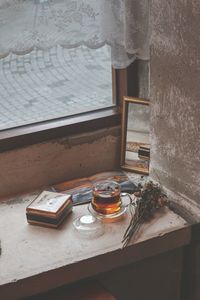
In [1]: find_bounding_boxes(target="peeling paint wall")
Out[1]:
[0,126,121,199]
[150,1,200,204]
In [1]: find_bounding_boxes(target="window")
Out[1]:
[0,45,114,131]
[0,1,149,151]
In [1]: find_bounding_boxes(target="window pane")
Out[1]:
[0,45,113,131]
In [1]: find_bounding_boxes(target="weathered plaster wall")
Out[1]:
[0,126,120,199]
[150,1,200,205]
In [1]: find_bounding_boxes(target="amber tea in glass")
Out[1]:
[91,181,122,215]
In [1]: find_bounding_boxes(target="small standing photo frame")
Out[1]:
[120,96,150,175]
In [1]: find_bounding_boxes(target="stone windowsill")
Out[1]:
[0,190,191,300]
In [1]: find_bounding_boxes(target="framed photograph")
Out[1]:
[120,96,150,175]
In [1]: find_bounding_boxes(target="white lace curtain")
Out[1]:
[0,0,149,68]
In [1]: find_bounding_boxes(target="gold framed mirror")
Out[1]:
[120,96,150,175]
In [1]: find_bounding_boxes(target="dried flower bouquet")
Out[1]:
[122,181,169,248]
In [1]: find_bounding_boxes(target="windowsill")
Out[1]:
[0,107,121,152]
[0,191,191,299]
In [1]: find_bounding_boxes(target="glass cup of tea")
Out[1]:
[91,180,123,215]
[73,180,135,236]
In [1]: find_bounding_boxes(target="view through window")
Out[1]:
[0,45,113,131]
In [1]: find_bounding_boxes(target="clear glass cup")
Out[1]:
[91,180,121,215]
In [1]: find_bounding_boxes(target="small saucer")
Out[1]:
[88,203,127,222]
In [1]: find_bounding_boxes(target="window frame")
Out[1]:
[0,62,139,152]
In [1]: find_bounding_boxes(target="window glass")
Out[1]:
[0,45,113,131]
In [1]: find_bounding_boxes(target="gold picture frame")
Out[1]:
[120,96,150,175]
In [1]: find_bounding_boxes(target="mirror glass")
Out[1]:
[121,97,150,174]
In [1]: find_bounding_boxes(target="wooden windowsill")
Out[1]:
[0,191,191,300]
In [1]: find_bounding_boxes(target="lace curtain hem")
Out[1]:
[0,0,150,68]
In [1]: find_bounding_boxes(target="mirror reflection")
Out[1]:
[121,97,150,174]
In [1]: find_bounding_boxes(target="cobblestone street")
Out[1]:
[0,45,112,131]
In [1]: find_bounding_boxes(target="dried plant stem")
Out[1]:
[122,213,144,248]
[123,222,141,248]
